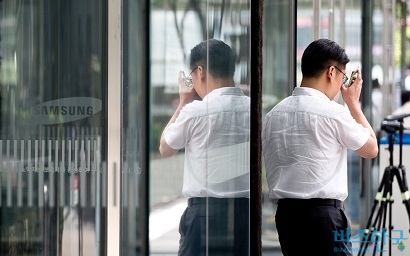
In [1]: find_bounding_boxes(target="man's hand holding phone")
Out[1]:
[341,67,363,107]
[178,69,197,104]
[346,67,360,87]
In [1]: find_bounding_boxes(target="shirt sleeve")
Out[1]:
[163,106,192,150]
[334,109,371,151]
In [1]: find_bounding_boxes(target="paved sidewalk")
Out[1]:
[150,198,186,255]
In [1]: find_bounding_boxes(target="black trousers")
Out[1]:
[178,197,249,256]
[275,198,352,256]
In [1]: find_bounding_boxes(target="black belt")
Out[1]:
[278,198,344,208]
[188,197,249,206]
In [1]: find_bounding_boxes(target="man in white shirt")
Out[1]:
[262,38,378,256]
[159,39,250,256]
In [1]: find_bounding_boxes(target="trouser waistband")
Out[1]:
[278,198,344,208]
[188,197,249,206]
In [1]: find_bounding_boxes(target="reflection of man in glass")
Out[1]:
[159,39,250,256]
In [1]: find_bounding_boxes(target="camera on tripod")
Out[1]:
[381,121,401,134]
[381,112,410,134]
[358,112,410,256]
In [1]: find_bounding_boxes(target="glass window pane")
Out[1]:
[150,0,250,255]
[120,0,148,254]
[261,1,293,254]
[0,0,106,255]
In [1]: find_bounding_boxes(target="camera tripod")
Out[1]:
[358,113,410,256]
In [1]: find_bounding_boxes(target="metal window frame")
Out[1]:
[107,0,122,255]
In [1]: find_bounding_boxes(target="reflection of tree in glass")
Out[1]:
[165,0,250,86]
[168,0,225,62]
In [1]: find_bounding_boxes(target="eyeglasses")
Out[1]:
[181,66,199,88]
[333,66,348,86]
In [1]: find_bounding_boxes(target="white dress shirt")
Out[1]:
[262,87,370,201]
[164,87,250,198]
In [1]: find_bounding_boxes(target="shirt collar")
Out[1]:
[202,87,244,101]
[292,86,330,101]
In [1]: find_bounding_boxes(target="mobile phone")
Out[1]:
[347,67,359,87]
[179,70,193,88]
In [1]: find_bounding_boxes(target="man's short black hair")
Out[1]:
[189,39,235,78]
[301,38,350,78]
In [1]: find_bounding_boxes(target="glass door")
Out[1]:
[148,0,251,255]
[0,0,107,255]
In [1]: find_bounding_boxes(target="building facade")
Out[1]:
[0,0,399,255]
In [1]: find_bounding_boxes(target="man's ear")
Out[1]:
[198,66,207,79]
[327,66,339,85]
[327,66,334,79]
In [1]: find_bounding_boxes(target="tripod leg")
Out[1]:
[383,173,394,256]
[358,169,390,256]
[392,169,410,232]
[388,195,393,256]
[377,169,394,256]
[398,166,410,231]
[372,199,389,256]
[377,168,395,256]
[370,177,393,256]
[399,165,409,191]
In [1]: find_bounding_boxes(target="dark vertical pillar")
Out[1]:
[291,0,297,91]
[361,0,374,226]
[400,0,407,90]
[143,1,150,255]
[250,0,263,255]
[362,0,373,106]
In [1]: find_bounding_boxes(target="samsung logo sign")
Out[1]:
[30,97,102,125]
[33,106,95,116]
